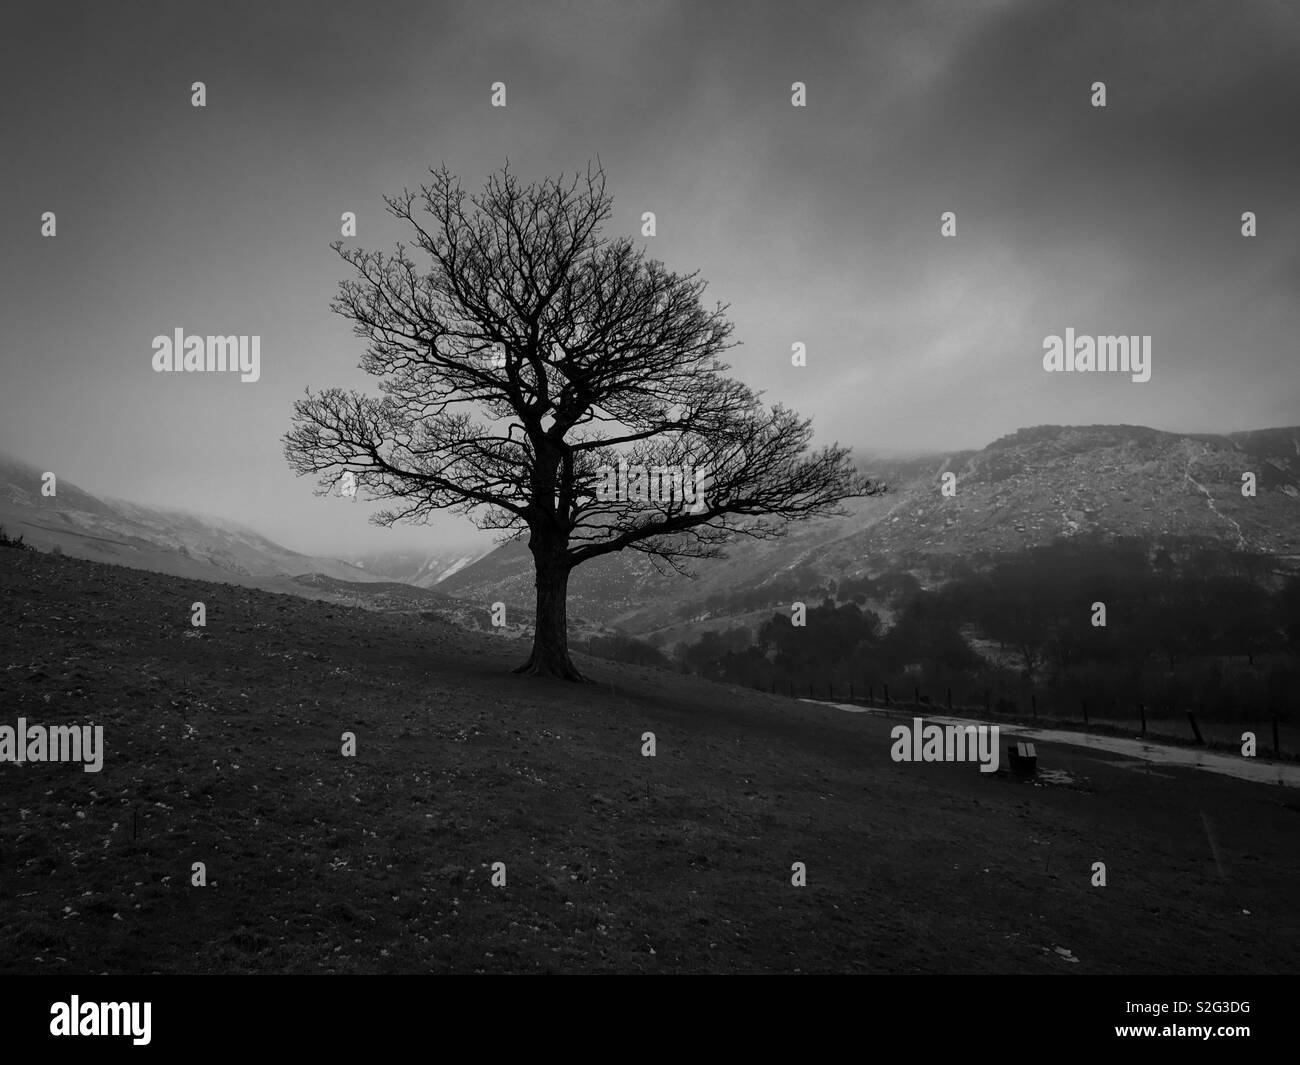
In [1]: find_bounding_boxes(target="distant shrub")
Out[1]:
[0,525,31,551]
[572,633,672,670]
[50,544,63,556]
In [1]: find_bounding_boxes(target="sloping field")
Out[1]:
[1,549,1296,974]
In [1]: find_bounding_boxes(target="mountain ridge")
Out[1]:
[0,452,391,592]
[436,422,1300,641]
[5,422,1297,643]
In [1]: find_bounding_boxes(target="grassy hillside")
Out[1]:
[1,548,1296,974]
[0,452,389,589]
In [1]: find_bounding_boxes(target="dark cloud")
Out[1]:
[1,0,1294,553]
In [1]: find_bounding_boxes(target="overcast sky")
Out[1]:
[2,0,1297,556]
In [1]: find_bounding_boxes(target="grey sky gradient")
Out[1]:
[2,0,1297,556]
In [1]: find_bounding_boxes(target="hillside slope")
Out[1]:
[438,424,1300,638]
[1,548,1295,974]
[0,453,385,590]
[346,546,494,588]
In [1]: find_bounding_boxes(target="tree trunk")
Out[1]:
[514,546,586,681]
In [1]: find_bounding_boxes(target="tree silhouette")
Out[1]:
[285,162,881,680]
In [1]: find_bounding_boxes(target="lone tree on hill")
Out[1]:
[284,162,883,680]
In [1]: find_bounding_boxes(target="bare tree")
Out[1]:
[285,162,883,680]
